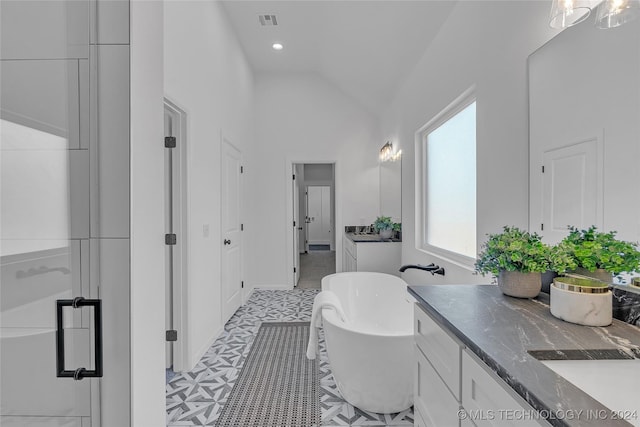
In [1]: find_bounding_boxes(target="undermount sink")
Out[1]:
[540,357,640,426]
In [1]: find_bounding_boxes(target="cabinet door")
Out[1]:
[415,345,460,427]
[462,349,548,427]
[414,305,461,401]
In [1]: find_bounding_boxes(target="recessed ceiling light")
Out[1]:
[272,43,284,51]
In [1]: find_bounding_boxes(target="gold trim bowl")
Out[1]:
[550,277,612,326]
[552,276,610,294]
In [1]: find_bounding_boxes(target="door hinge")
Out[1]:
[541,223,544,231]
[293,174,296,180]
[165,234,177,245]
[240,166,244,174]
[166,330,178,342]
[241,281,244,289]
[542,165,545,173]
[293,220,296,227]
[165,136,176,148]
[241,223,244,231]
[294,267,297,273]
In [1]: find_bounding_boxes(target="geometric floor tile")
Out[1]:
[166,289,414,426]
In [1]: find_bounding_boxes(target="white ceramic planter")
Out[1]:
[550,283,612,326]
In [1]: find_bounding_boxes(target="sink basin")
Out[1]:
[541,358,640,426]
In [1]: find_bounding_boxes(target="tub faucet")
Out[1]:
[399,263,445,276]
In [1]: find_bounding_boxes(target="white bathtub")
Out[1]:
[321,272,414,413]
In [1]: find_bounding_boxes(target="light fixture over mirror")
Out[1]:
[379,141,401,162]
[549,0,592,28]
[595,0,640,28]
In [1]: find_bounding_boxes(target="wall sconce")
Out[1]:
[549,0,640,28]
[549,0,592,28]
[595,0,640,28]
[379,142,402,162]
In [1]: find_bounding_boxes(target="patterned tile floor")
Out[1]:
[166,289,414,427]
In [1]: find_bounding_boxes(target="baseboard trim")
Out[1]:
[254,284,294,291]
[189,325,223,371]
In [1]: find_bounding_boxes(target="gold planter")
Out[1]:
[497,271,542,299]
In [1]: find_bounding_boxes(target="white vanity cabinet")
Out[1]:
[343,236,357,272]
[414,304,551,427]
[341,235,401,275]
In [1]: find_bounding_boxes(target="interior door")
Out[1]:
[0,8,100,425]
[221,139,242,323]
[542,139,600,243]
[293,168,300,286]
[307,186,331,245]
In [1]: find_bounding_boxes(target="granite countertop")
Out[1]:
[408,284,640,427]
[344,232,401,243]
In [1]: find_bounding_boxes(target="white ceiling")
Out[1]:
[221,1,458,115]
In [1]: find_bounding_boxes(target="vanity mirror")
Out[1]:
[529,4,640,290]
[379,154,402,224]
[528,4,640,247]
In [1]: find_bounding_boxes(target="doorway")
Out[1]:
[292,163,336,289]
[164,99,189,374]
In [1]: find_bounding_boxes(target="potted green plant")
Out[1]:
[475,226,574,298]
[561,226,640,282]
[374,216,394,239]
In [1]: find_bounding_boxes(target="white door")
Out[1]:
[221,139,243,323]
[293,169,300,285]
[307,186,332,245]
[542,139,600,243]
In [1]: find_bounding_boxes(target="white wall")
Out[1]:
[381,1,559,285]
[130,0,165,425]
[247,72,380,288]
[164,0,254,369]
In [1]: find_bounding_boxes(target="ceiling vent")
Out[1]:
[258,15,278,26]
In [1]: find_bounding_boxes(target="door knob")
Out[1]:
[224,239,231,245]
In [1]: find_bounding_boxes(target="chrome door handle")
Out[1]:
[224,239,231,245]
[56,297,103,380]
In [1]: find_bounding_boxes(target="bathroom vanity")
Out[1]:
[409,284,640,427]
[342,233,401,276]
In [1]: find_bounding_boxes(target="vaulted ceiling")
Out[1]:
[222,1,458,116]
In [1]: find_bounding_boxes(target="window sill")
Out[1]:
[416,245,476,273]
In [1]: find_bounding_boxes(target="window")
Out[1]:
[419,93,476,263]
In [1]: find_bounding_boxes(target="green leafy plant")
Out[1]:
[392,222,402,232]
[475,226,566,275]
[561,226,640,275]
[373,216,394,231]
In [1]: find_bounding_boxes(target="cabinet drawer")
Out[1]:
[462,349,549,427]
[415,345,460,427]
[414,304,462,401]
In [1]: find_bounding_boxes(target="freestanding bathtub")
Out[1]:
[321,272,414,413]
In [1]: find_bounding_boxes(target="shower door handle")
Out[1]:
[56,297,103,380]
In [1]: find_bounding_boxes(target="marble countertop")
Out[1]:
[344,232,401,243]
[408,284,640,427]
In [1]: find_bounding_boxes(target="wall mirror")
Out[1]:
[379,157,402,224]
[528,5,639,284]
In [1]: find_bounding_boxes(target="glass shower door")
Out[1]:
[0,2,99,425]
